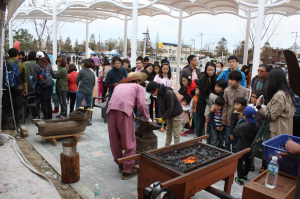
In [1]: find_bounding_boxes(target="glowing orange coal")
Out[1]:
[182,156,199,164]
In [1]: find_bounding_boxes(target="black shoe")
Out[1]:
[121,169,138,180]
[119,165,124,173]
[235,177,244,185]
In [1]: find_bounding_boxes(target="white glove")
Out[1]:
[147,118,152,124]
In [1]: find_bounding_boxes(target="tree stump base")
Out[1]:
[60,152,80,183]
[136,135,157,152]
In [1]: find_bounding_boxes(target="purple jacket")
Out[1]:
[107,83,150,120]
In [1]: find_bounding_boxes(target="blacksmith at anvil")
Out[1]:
[107,70,152,180]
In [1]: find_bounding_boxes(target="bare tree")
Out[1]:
[239,13,283,50]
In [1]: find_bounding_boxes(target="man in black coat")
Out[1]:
[147,82,183,146]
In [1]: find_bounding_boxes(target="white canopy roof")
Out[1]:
[11,0,300,22]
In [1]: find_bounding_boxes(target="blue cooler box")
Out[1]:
[262,134,300,177]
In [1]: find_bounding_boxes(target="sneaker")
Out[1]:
[119,165,124,173]
[180,132,187,137]
[59,116,66,119]
[56,115,61,118]
[235,177,244,185]
[159,127,165,132]
[121,169,138,180]
[86,122,92,126]
[184,129,194,134]
[259,167,266,174]
[250,165,255,171]
[243,176,248,180]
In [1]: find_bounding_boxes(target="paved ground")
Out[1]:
[25,108,263,199]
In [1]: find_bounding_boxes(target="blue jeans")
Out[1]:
[75,91,92,110]
[231,136,239,153]
[211,126,225,147]
[224,126,231,152]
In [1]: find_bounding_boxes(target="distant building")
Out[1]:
[156,42,208,62]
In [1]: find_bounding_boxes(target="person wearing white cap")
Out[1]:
[32,51,55,119]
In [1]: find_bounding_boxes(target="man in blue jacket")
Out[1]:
[217,55,246,87]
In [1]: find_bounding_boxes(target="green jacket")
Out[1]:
[54,67,68,95]
[7,58,27,90]
[24,60,36,93]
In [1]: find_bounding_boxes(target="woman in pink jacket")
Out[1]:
[153,62,173,132]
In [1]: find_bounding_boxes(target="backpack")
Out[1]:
[36,64,53,89]
[3,60,21,89]
[251,113,271,159]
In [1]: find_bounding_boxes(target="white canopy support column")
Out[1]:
[85,20,89,58]
[131,0,138,68]
[123,16,128,57]
[243,8,251,65]
[0,7,5,134]
[175,10,183,94]
[251,0,265,80]
[52,0,57,66]
[9,20,13,48]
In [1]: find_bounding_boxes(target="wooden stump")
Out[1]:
[136,135,157,152]
[60,152,80,183]
[19,125,29,137]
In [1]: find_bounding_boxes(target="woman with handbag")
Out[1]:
[256,68,295,173]
[67,64,78,114]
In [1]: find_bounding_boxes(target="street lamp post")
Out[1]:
[142,32,149,58]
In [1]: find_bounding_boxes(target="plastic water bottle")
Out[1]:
[94,184,100,199]
[265,156,279,188]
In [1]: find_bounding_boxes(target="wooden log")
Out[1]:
[37,120,86,136]
[43,118,71,123]
[60,152,80,183]
[32,119,41,124]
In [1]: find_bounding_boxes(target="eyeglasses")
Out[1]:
[257,69,266,73]
[229,61,236,63]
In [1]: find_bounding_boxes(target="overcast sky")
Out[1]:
[16,6,300,53]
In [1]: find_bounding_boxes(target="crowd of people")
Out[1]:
[2,48,300,182]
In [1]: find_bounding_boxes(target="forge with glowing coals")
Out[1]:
[118,135,251,199]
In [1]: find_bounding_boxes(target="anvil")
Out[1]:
[135,117,161,139]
